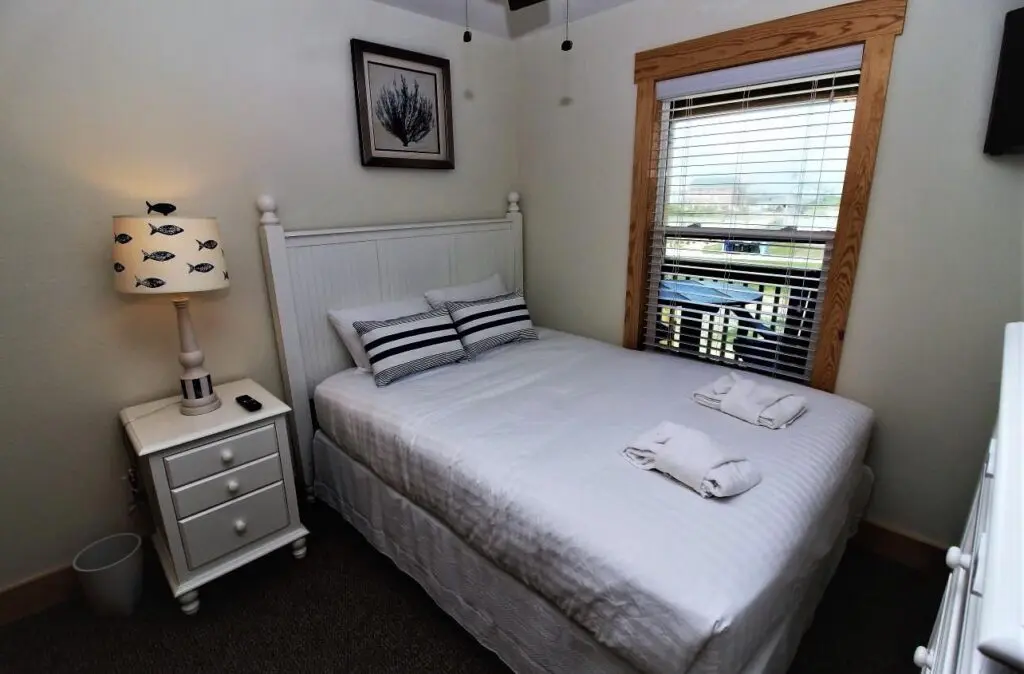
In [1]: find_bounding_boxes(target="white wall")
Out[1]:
[0,0,518,591]
[836,0,1022,543]
[517,0,1024,545]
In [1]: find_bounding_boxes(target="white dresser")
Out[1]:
[120,379,309,615]
[916,323,1024,673]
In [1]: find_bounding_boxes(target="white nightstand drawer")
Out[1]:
[179,482,289,569]
[171,453,283,519]
[165,424,277,488]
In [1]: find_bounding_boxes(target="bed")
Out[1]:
[257,193,875,674]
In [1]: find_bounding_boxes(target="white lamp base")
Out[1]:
[180,388,221,416]
[174,298,220,417]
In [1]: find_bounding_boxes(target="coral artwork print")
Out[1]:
[373,74,435,147]
[366,63,440,154]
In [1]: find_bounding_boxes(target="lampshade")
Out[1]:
[113,216,229,294]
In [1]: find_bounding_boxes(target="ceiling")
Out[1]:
[370,0,636,39]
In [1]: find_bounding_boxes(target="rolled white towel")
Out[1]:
[693,373,806,429]
[623,421,761,498]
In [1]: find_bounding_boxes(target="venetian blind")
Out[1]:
[643,59,861,382]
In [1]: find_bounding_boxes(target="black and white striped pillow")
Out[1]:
[353,308,467,386]
[446,292,538,357]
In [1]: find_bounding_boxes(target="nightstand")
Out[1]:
[120,379,308,615]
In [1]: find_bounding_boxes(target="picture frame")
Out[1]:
[350,39,455,169]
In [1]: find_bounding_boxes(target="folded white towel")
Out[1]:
[622,421,761,498]
[693,373,807,429]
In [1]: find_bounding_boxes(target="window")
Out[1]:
[644,64,859,382]
[624,0,905,391]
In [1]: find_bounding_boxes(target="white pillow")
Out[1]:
[328,297,432,371]
[424,273,507,309]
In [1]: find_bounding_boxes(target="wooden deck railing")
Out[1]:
[652,257,825,380]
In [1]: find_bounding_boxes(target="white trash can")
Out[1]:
[72,533,143,617]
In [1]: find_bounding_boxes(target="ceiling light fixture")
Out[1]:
[464,0,472,42]
[508,0,545,10]
[561,0,573,51]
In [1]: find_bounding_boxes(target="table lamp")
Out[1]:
[113,210,230,415]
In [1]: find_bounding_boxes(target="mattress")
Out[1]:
[314,430,874,674]
[313,329,874,674]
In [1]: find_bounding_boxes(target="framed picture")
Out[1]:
[351,39,455,169]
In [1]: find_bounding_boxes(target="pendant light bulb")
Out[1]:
[463,0,472,42]
[561,0,573,51]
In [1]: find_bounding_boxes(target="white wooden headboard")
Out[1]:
[258,192,523,497]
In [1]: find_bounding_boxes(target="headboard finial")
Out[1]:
[507,192,521,213]
[257,194,279,225]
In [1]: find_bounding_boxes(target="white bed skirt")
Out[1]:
[313,430,874,674]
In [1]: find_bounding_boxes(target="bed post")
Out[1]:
[258,195,316,503]
[507,192,524,294]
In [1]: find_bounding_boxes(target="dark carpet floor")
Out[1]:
[0,504,944,673]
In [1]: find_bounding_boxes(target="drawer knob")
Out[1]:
[946,545,972,570]
[233,519,247,535]
[220,448,234,464]
[913,646,934,668]
[226,479,240,494]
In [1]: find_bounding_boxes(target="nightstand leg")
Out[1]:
[292,537,307,559]
[179,590,200,615]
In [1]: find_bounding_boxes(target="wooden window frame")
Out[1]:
[623,0,906,392]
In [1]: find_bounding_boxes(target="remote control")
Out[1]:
[235,394,263,412]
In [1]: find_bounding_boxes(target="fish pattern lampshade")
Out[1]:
[112,216,229,294]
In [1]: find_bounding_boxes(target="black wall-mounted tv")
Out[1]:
[985,7,1024,155]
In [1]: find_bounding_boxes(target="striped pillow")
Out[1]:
[446,292,538,357]
[353,308,467,386]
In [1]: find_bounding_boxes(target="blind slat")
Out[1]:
[653,279,830,296]
[664,168,850,178]
[667,118,851,138]
[652,317,822,340]
[661,201,844,210]
[674,88,858,116]
[651,312,823,337]
[647,342,813,382]
[655,151,852,169]
[662,142,854,159]
[667,96,859,127]
[659,225,834,240]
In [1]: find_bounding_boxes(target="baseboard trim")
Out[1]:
[0,566,76,627]
[852,521,946,574]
